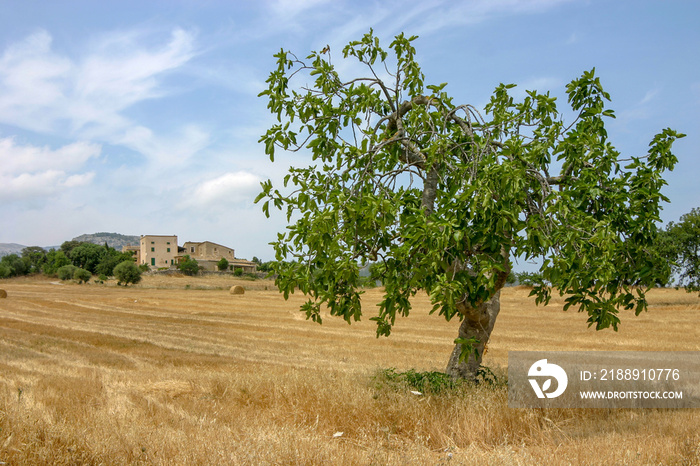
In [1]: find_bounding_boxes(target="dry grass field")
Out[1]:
[0,274,698,465]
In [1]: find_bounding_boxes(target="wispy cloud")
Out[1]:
[617,88,662,123]
[639,89,659,105]
[117,124,210,168]
[0,28,199,166]
[398,0,574,35]
[267,0,334,18]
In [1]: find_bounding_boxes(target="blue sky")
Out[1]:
[1,0,698,263]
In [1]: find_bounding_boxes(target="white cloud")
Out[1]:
[617,88,662,124]
[64,172,96,188]
[267,0,334,18]
[0,137,101,174]
[118,123,210,167]
[0,169,95,201]
[0,28,199,163]
[639,89,659,105]
[187,171,263,209]
[0,30,72,133]
[408,0,573,35]
[74,29,195,124]
[0,137,99,201]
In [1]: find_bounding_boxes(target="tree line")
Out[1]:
[0,241,141,285]
[1,208,696,290]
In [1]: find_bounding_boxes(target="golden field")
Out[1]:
[0,274,698,465]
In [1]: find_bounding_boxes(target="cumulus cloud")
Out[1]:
[187,171,262,209]
[0,137,99,201]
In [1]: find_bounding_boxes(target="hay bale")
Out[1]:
[0,289,6,298]
[229,285,245,295]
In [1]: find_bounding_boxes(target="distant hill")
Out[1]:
[0,243,28,257]
[71,232,140,250]
[0,233,140,257]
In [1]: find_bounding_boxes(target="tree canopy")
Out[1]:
[114,261,142,286]
[660,207,700,292]
[257,31,684,378]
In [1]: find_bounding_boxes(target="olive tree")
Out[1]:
[257,31,684,380]
[114,261,142,286]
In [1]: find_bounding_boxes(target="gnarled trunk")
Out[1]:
[445,290,501,380]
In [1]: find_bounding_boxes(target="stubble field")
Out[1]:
[0,274,698,465]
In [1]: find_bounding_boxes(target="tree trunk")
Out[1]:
[445,290,501,380]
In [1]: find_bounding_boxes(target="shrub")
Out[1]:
[114,261,141,286]
[233,268,243,277]
[373,367,504,395]
[57,265,79,281]
[217,257,229,271]
[73,268,92,284]
[178,255,200,276]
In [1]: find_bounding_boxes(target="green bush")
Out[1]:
[0,254,28,277]
[233,268,243,277]
[178,255,200,276]
[217,257,229,271]
[73,268,92,284]
[114,261,142,286]
[57,265,79,281]
[373,367,503,395]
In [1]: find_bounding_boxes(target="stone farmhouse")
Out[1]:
[124,235,257,273]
